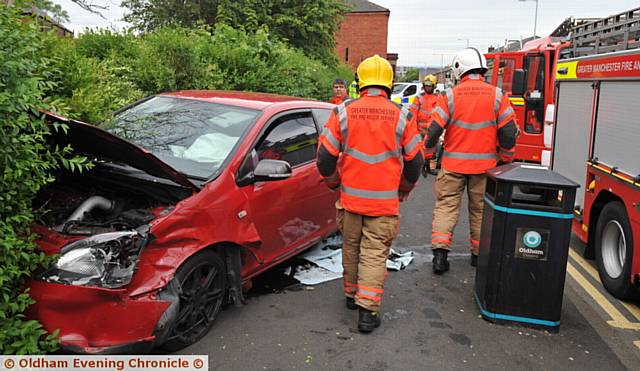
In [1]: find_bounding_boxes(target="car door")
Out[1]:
[239,110,330,265]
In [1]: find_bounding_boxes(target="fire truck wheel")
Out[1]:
[595,201,639,300]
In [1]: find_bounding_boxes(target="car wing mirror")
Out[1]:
[250,159,292,183]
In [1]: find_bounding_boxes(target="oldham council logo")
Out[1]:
[523,231,542,248]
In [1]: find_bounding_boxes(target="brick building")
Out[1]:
[335,0,398,75]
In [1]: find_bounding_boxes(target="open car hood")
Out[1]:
[46,112,199,191]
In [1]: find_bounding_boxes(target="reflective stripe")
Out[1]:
[403,134,422,155]
[395,107,409,148]
[368,88,383,96]
[497,106,514,123]
[443,151,497,160]
[499,148,515,156]
[358,285,384,294]
[494,88,503,115]
[419,108,433,116]
[449,120,496,130]
[433,106,450,123]
[425,146,436,154]
[321,127,341,150]
[446,88,454,117]
[344,147,400,164]
[432,237,452,244]
[432,232,452,237]
[356,292,382,302]
[344,282,357,294]
[338,104,348,140]
[341,186,398,199]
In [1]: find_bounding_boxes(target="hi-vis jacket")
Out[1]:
[316,88,424,216]
[426,74,519,174]
[329,94,348,105]
[410,93,440,132]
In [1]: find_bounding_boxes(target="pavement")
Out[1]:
[178,175,640,370]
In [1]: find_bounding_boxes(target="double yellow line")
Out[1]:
[567,249,640,337]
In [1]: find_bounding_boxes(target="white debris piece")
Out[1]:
[386,248,415,271]
[293,237,415,285]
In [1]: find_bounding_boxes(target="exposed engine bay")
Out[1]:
[34,163,191,287]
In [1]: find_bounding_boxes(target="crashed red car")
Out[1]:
[27,91,339,353]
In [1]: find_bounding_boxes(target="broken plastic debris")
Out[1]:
[386,248,415,271]
[292,238,414,285]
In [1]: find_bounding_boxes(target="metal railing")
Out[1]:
[562,7,640,58]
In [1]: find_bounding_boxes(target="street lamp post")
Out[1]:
[518,0,539,37]
[457,38,470,48]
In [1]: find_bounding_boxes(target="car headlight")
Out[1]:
[40,231,147,288]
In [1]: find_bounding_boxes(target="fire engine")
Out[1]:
[550,7,640,299]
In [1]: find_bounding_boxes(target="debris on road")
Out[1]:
[292,237,416,285]
[386,248,415,270]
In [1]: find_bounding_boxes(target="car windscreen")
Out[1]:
[392,84,407,95]
[103,96,260,179]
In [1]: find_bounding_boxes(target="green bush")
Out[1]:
[0,3,90,354]
[45,25,352,123]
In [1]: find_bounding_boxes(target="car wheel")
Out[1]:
[595,201,639,300]
[161,250,227,351]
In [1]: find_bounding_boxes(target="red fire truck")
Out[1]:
[550,8,640,299]
[485,34,572,164]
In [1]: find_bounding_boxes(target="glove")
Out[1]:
[421,161,430,178]
[399,191,410,202]
[323,172,341,190]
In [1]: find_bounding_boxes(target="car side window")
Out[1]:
[256,112,318,168]
[404,85,417,96]
[312,108,332,132]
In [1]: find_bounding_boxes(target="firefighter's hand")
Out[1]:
[399,191,410,202]
[323,174,341,190]
[421,162,430,178]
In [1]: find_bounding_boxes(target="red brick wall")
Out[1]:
[335,12,389,70]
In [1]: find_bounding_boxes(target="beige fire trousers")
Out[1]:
[431,169,487,255]
[336,201,399,312]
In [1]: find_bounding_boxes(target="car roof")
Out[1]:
[160,90,333,110]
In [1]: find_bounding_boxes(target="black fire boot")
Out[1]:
[346,297,357,310]
[358,307,381,333]
[470,254,478,267]
[432,249,450,275]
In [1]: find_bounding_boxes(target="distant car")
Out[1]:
[391,82,421,105]
[27,91,339,354]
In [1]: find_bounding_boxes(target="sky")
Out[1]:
[53,0,640,67]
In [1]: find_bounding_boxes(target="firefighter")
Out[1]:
[410,74,441,176]
[425,47,518,274]
[329,78,349,105]
[348,73,359,99]
[410,74,439,137]
[316,55,424,333]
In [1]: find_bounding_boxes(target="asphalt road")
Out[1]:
[178,175,640,370]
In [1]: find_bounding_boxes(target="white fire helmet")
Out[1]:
[451,47,488,80]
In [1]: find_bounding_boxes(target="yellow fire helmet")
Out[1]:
[423,74,438,86]
[356,54,394,90]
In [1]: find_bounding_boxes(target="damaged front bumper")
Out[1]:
[27,280,171,354]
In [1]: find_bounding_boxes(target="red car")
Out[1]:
[27,91,339,353]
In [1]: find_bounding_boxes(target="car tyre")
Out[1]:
[595,201,639,300]
[161,250,227,351]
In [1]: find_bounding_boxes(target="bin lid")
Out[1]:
[487,163,580,188]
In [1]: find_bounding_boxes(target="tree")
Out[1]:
[398,67,420,82]
[121,0,349,65]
